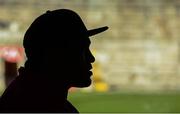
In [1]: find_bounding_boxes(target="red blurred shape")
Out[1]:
[0,46,24,63]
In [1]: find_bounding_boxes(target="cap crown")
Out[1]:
[23,9,88,59]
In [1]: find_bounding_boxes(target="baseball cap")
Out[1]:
[44,9,109,37]
[23,9,108,58]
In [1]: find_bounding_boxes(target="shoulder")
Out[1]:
[64,100,79,113]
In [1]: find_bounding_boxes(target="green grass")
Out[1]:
[68,92,180,113]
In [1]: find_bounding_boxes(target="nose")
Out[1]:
[88,50,95,63]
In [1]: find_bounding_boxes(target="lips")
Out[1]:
[88,70,93,76]
[87,65,93,76]
[88,65,93,71]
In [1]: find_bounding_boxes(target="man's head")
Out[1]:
[23,9,108,88]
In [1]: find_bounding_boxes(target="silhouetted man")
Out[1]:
[0,9,108,113]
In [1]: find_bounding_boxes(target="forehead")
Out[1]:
[83,38,91,45]
[73,37,91,47]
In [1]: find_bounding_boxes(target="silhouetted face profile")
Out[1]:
[64,37,95,87]
[23,9,108,88]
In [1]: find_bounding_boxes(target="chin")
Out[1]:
[69,71,93,87]
[72,79,92,88]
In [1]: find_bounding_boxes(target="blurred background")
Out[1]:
[0,0,180,112]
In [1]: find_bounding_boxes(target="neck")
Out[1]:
[20,62,70,100]
[49,81,69,99]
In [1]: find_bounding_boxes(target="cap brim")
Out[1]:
[87,26,108,36]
